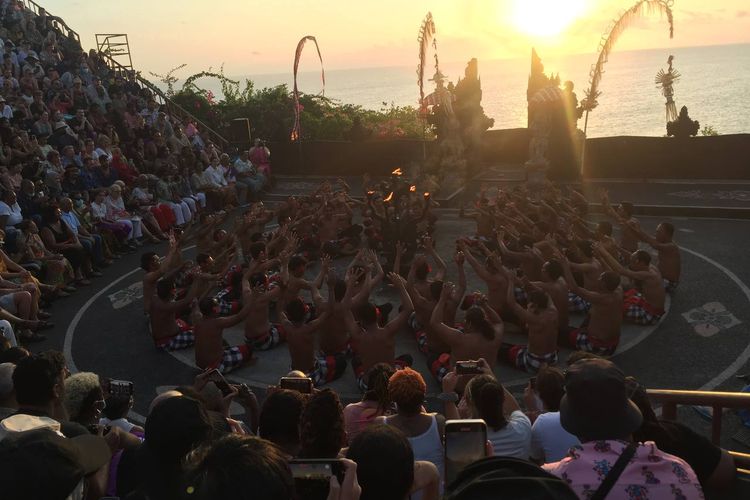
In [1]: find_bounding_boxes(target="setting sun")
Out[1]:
[511,0,588,38]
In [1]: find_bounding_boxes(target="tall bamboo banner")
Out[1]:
[291,36,325,142]
[581,0,674,132]
[580,0,675,171]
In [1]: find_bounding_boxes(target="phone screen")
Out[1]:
[445,420,487,488]
[108,379,134,398]
[289,460,341,500]
[279,377,313,394]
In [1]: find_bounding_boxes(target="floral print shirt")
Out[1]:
[543,440,704,500]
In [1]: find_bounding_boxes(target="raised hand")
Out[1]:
[387,271,405,288]
[454,251,465,266]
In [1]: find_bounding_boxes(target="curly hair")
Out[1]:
[63,372,101,422]
[388,367,426,415]
[298,389,345,458]
[363,363,395,413]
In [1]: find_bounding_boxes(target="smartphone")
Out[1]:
[445,419,488,489]
[455,361,483,375]
[205,369,233,396]
[107,379,134,398]
[289,459,344,500]
[279,376,313,394]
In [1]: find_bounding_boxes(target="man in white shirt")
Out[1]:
[0,96,11,120]
[202,159,238,206]
[233,150,266,202]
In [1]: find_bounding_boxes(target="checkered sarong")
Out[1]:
[157,330,195,351]
[247,323,286,351]
[308,353,347,387]
[568,292,591,313]
[623,289,663,326]
[214,287,240,315]
[428,352,452,383]
[508,345,558,373]
[209,345,251,374]
[568,328,617,356]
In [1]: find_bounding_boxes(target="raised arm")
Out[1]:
[458,240,493,281]
[384,272,414,336]
[423,236,446,281]
[428,283,463,346]
[452,251,467,301]
[594,243,651,281]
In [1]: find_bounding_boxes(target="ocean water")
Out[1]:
[214,44,749,138]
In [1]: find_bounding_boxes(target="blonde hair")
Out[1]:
[63,372,101,420]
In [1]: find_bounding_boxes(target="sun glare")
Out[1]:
[511,0,587,38]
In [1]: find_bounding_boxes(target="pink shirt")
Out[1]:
[343,400,384,441]
[543,440,703,500]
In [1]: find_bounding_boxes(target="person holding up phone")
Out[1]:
[193,267,255,374]
[441,359,531,458]
[428,284,503,383]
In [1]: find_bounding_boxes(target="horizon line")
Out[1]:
[227,41,748,79]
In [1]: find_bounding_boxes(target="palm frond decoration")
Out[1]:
[417,12,437,105]
[583,0,675,114]
[655,55,681,122]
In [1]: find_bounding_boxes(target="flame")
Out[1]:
[424,192,430,197]
[409,185,416,192]
[366,190,375,196]
[391,168,403,176]
[384,192,394,202]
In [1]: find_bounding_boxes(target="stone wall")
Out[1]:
[583,134,750,179]
[268,130,750,180]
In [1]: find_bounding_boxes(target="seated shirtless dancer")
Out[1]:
[193,268,254,373]
[428,282,504,382]
[282,274,347,387]
[244,271,287,351]
[141,233,181,315]
[633,221,681,293]
[596,245,666,326]
[560,256,623,356]
[502,276,559,373]
[407,251,465,355]
[343,270,415,392]
[149,277,199,351]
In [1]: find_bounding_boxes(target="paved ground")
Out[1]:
[26,172,750,453]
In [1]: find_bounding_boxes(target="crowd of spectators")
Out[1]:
[0,3,742,500]
[0,0,269,347]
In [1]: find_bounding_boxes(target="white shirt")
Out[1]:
[90,201,108,219]
[0,201,23,228]
[233,158,256,175]
[0,104,12,119]
[487,410,532,459]
[99,417,135,434]
[202,165,227,187]
[529,411,581,463]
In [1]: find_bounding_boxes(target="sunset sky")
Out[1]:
[44,0,749,77]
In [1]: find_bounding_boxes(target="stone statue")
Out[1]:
[453,58,494,175]
[667,105,699,138]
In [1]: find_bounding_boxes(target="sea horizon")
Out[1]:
[183,42,750,138]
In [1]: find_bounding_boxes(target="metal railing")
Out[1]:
[95,34,133,71]
[18,0,80,43]
[96,50,229,148]
[648,389,750,471]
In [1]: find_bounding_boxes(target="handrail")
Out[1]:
[729,451,750,472]
[18,0,80,43]
[647,389,750,445]
[96,50,229,148]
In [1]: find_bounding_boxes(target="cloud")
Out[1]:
[738,10,749,18]
[251,51,261,56]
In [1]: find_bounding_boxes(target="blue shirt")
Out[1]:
[60,210,81,235]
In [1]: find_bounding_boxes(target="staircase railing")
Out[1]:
[18,0,80,43]
[648,388,750,471]
[97,50,228,148]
